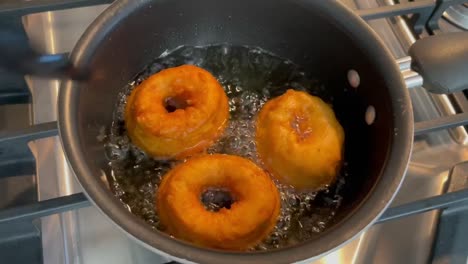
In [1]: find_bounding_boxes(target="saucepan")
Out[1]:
[1,0,468,263]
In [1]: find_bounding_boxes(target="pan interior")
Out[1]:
[103,44,351,250]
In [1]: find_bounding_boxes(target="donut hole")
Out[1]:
[201,188,236,212]
[164,96,189,113]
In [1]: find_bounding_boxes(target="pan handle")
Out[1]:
[0,30,85,80]
[407,32,468,94]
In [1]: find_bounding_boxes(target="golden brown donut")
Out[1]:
[156,154,280,250]
[125,65,229,159]
[256,89,345,190]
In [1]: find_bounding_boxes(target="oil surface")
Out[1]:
[103,45,348,250]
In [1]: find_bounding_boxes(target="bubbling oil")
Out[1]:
[103,44,347,250]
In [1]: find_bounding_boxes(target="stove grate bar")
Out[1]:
[357,0,435,33]
[0,173,467,228]
[0,193,89,224]
[357,0,434,20]
[0,122,58,177]
[377,187,468,224]
[0,90,31,105]
[415,112,468,136]
[427,0,468,32]
[0,122,58,145]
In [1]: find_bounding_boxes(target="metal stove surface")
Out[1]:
[23,1,468,264]
[444,3,468,30]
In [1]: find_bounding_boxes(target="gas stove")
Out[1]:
[0,1,467,264]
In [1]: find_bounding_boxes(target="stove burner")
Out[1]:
[443,3,468,30]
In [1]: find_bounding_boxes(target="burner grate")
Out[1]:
[0,1,467,263]
[443,2,468,30]
[2,114,467,224]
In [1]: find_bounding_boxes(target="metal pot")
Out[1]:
[3,0,467,263]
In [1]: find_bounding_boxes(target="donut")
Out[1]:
[156,154,280,250]
[125,65,229,159]
[256,89,345,190]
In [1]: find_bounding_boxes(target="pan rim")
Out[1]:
[58,0,414,263]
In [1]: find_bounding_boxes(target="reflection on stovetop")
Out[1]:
[5,0,466,264]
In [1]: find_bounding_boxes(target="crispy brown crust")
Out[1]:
[256,89,345,190]
[156,154,281,250]
[125,65,229,159]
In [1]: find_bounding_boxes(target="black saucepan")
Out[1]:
[2,0,468,263]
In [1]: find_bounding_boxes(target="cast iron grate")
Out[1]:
[0,1,467,264]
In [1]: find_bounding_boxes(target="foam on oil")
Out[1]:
[103,45,347,250]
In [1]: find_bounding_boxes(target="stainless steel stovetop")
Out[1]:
[1,1,467,263]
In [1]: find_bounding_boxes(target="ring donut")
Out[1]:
[256,89,345,190]
[125,65,229,159]
[157,154,280,250]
